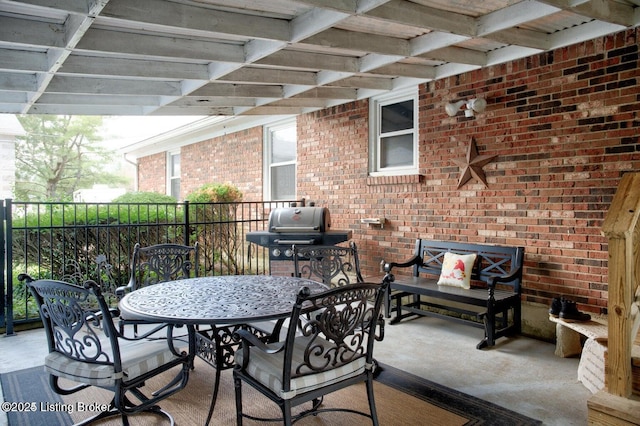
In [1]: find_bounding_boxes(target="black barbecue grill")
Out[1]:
[246,207,352,261]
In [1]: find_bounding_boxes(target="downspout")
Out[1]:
[123,152,139,191]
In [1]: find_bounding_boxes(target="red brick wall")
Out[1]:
[298,28,640,314]
[180,127,264,200]
[137,152,166,194]
[139,128,264,200]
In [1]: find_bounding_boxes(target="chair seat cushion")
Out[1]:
[45,337,182,387]
[237,336,366,400]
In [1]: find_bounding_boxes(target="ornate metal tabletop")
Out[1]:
[119,275,328,325]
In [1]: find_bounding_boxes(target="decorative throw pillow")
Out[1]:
[437,252,477,289]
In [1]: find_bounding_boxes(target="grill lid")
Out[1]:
[268,207,330,233]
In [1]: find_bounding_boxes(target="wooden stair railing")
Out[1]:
[588,172,640,424]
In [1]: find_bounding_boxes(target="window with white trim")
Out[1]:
[264,120,296,200]
[167,151,180,199]
[369,87,418,175]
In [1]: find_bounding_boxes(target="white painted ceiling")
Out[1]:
[1,0,639,116]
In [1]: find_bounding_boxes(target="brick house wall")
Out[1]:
[137,28,640,331]
[181,127,264,201]
[297,28,639,319]
[138,152,167,195]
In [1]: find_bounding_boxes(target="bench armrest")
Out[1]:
[487,265,523,292]
[383,254,422,273]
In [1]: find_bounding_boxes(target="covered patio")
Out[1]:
[2,0,640,424]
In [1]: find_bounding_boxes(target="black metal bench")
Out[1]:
[383,240,525,349]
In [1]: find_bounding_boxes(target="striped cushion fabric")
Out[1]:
[237,336,366,400]
[45,338,181,387]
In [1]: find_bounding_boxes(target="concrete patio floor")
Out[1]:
[0,315,591,425]
[375,316,591,425]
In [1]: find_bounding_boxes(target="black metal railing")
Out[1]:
[1,198,304,334]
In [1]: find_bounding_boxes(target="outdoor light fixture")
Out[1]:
[445,98,487,117]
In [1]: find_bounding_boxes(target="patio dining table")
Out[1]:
[118,274,328,425]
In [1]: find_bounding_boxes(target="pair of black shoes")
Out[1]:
[549,297,591,322]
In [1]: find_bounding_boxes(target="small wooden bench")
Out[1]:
[549,315,608,357]
[383,239,525,349]
[549,315,609,393]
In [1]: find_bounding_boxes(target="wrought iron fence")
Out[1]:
[1,198,303,334]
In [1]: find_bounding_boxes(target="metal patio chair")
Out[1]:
[117,242,199,297]
[116,242,199,335]
[233,279,389,425]
[19,274,192,426]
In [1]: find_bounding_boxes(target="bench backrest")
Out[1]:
[412,240,525,293]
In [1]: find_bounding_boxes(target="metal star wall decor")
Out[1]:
[452,138,497,189]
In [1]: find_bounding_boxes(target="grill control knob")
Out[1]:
[284,248,293,257]
[272,248,281,257]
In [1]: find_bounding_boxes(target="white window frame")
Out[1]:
[369,87,419,176]
[264,119,297,201]
[166,150,180,199]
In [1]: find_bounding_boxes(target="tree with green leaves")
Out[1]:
[15,115,129,201]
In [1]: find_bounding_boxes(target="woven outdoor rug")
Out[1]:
[1,358,540,425]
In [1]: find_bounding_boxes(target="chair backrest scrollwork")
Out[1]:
[293,241,363,288]
[20,275,116,365]
[283,279,388,383]
[129,242,199,290]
